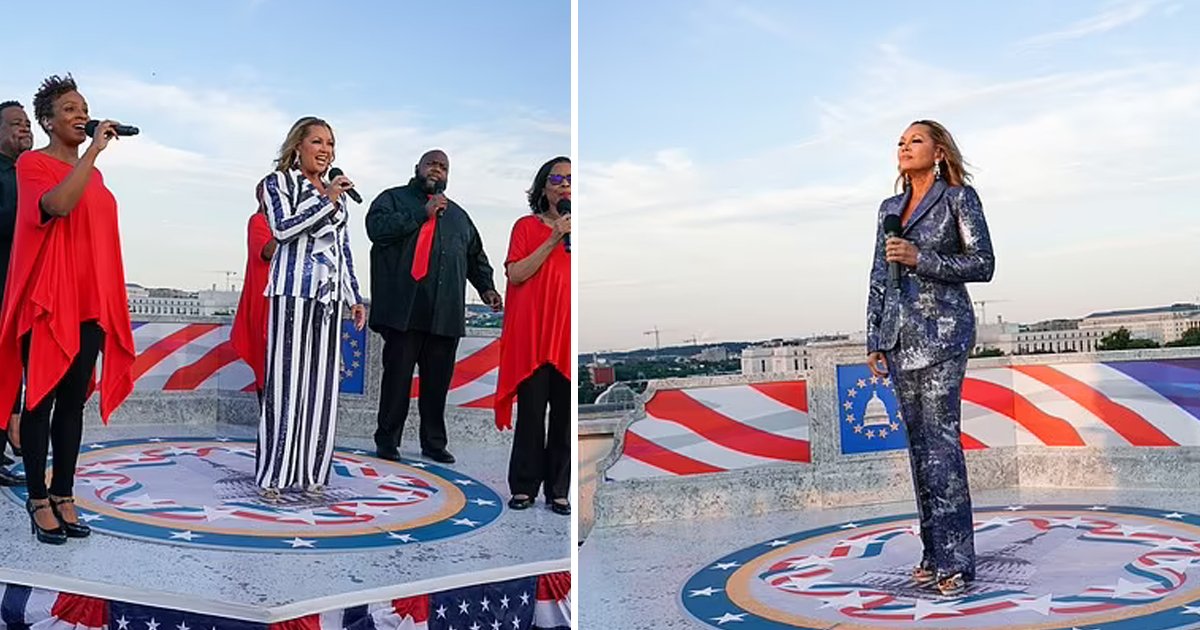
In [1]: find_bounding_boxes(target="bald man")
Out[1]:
[366,150,502,464]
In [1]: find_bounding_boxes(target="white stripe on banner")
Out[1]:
[367,601,427,630]
[680,386,810,441]
[202,360,257,392]
[1054,362,1200,446]
[317,608,343,630]
[22,588,58,625]
[135,326,231,390]
[606,457,674,480]
[533,597,570,630]
[412,337,495,379]
[631,415,786,469]
[444,369,499,406]
[960,400,1027,447]
[131,322,190,350]
[968,368,1126,446]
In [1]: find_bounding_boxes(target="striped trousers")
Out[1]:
[257,296,340,490]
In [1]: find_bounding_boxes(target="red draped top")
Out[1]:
[0,151,135,425]
[230,211,273,391]
[493,214,571,429]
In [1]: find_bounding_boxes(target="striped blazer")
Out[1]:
[255,168,363,309]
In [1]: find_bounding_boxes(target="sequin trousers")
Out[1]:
[887,351,975,580]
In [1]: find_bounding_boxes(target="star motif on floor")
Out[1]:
[283,537,316,548]
[169,530,200,541]
[711,561,740,570]
[454,479,475,486]
[387,532,417,542]
[470,498,497,507]
[765,539,790,547]
[689,586,721,597]
[710,612,745,625]
[452,518,480,527]
[1164,512,1186,519]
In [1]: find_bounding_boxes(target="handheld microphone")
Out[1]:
[326,167,362,203]
[557,198,571,253]
[427,180,448,217]
[883,214,902,289]
[84,120,139,138]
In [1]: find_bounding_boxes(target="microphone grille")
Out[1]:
[883,214,901,234]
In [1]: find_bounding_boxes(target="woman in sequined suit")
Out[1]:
[865,120,994,596]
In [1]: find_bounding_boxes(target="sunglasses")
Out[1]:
[547,174,571,186]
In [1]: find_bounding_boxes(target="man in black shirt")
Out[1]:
[0,100,33,486]
[366,150,502,464]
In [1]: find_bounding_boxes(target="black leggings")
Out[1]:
[21,322,103,500]
[508,364,571,500]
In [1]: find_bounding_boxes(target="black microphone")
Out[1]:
[557,198,571,253]
[883,214,902,289]
[84,120,139,138]
[326,167,362,204]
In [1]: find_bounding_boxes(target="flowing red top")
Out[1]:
[494,215,571,429]
[230,212,272,390]
[0,151,135,425]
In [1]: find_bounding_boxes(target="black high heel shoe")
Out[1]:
[26,499,67,544]
[49,496,91,538]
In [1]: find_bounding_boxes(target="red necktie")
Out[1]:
[411,195,436,281]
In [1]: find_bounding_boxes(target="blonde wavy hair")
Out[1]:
[274,116,334,172]
[895,119,972,192]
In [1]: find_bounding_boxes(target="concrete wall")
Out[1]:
[82,325,511,448]
[591,343,1200,527]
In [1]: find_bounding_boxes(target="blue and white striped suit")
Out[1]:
[254,167,363,491]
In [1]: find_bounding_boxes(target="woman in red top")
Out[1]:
[495,156,571,515]
[230,203,276,400]
[0,75,136,544]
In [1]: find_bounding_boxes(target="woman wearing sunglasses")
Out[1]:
[494,156,571,515]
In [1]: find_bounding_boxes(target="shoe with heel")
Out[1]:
[26,499,67,545]
[49,496,91,538]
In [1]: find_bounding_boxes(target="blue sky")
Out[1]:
[1,0,569,295]
[579,0,1200,351]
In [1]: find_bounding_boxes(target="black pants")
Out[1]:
[21,322,103,500]
[374,328,459,455]
[508,364,571,500]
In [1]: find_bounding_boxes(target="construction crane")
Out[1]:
[204,270,242,292]
[972,299,1011,324]
[643,326,662,353]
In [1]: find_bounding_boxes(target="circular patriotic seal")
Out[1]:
[682,505,1200,629]
[5,437,503,552]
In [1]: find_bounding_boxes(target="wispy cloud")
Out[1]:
[19,73,566,294]
[580,40,1200,350]
[1018,0,1164,48]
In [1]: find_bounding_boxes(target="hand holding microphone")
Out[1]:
[84,119,137,153]
[325,167,361,203]
[883,215,903,289]
[554,198,571,253]
[425,180,448,219]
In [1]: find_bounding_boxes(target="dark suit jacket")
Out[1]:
[866,180,995,371]
[365,179,496,338]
